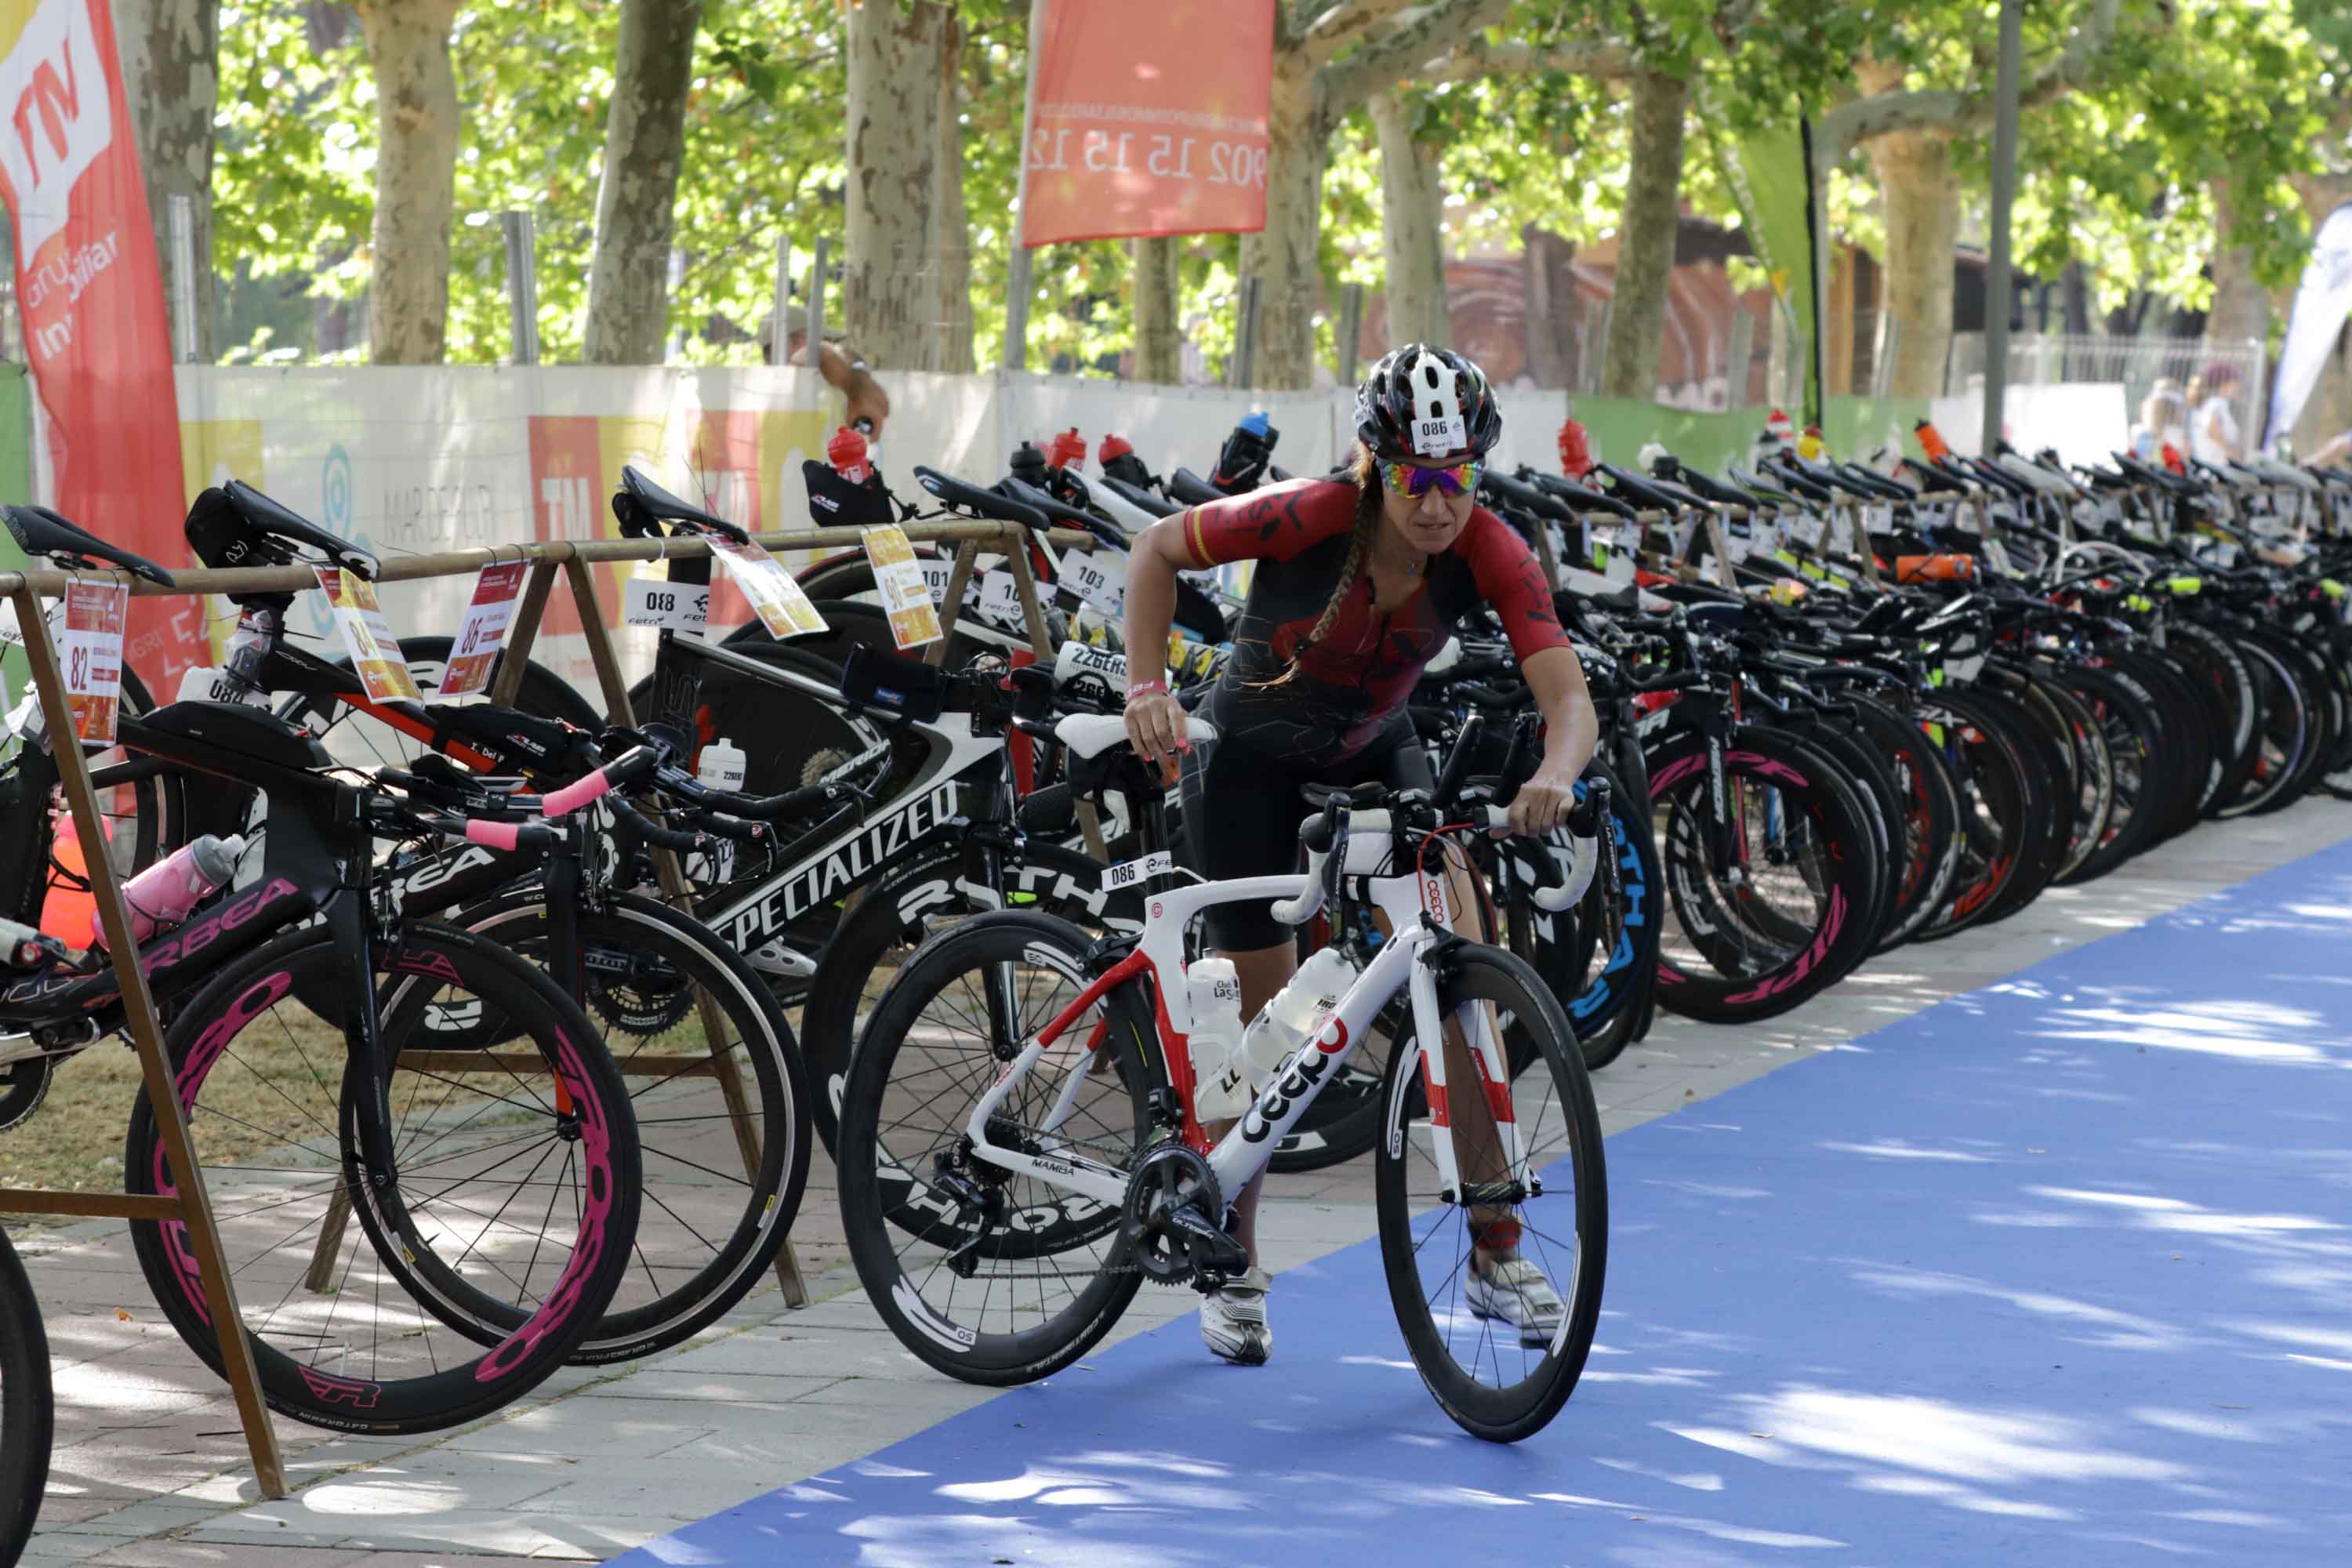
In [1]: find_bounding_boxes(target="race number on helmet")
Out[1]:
[1356,344,1502,465]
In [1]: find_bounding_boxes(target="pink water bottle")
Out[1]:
[96,833,247,950]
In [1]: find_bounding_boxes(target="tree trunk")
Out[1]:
[1521,224,1577,388]
[1237,55,1323,389]
[116,1,220,360]
[1866,124,1959,400]
[582,0,704,365]
[1370,93,1447,348]
[356,0,464,364]
[1132,236,1181,383]
[2203,179,2270,354]
[844,0,949,370]
[1600,67,1686,399]
[930,14,973,373]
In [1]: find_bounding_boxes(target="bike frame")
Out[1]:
[960,866,1523,1221]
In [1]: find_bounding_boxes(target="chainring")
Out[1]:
[582,941,695,1036]
[1120,1142,1225,1287]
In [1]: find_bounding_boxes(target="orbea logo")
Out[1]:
[0,0,113,260]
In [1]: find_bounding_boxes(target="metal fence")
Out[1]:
[1945,331,2268,457]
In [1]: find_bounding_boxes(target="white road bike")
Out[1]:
[838,710,1612,1443]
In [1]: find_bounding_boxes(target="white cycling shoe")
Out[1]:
[1200,1265,1272,1365]
[1465,1253,1565,1348]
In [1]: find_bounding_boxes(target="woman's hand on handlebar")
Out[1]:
[1505,765,1578,837]
[1124,686,1189,764]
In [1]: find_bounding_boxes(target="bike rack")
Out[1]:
[0,516,1087,1501]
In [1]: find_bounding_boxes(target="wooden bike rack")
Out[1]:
[0,515,1087,1501]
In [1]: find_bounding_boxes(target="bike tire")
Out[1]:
[1375,942,1606,1443]
[125,923,641,1435]
[0,1225,50,1565]
[838,910,1159,1385]
[405,891,811,1363]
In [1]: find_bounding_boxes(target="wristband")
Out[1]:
[1125,679,1168,701]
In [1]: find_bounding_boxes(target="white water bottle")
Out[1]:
[100,833,247,950]
[691,738,748,884]
[1241,946,1359,1082]
[1185,957,1250,1120]
[697,736,748,793]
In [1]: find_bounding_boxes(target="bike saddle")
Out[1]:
[186,481,376,579]
[1054,711,1215,760]
[1165,468,1226,506]
[614,466,750,542]
[1099,474,1181,519]
[912,465,1048,531]
[999,476,1124,546]
[3,504,175,586]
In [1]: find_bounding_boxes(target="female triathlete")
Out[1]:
[1122,345,1600,1363]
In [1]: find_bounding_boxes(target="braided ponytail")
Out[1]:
[1254,445,1384,688]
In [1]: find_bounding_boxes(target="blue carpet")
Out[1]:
[617,841,2352,1567]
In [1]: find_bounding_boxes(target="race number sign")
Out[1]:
[314,568,421,703]
[438,561,531,697]
[711,538,829,639]
[61,580,127,745]
[622,571,710,632]
[860,525,944,650]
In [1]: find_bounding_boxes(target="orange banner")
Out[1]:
[0,0,197,697]
[1019,0,1274,248]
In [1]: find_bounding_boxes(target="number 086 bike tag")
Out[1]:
[838,677,1613,1443]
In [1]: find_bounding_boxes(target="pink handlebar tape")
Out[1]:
[466,820,522,852]
[542,769,614,818]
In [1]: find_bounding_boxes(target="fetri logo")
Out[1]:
[0,0,113,260]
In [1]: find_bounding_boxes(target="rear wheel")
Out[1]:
[0,1225,50,1564]
[838,912,1160,1385]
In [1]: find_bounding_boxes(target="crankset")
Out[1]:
[1120,1143,1245,1287]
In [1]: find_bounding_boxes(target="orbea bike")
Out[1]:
[838,688,1610,1443]
[0,502,644,1436]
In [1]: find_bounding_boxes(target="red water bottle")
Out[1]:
[1046,427,1087,471]
[1559,418,1593,479]
[828,425,873,485]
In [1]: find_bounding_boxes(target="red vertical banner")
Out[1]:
[693,409,760,634]
[526,416,604,637]
[0,0,197,695]
[1018,0,1274,248]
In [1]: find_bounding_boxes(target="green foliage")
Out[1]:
[209,0,2346,372]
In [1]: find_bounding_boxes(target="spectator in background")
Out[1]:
[2187,363,2245,466]
[2130,378,2188,461]
[760,305,891,437]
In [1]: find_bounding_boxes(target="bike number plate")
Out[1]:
[1102,850,1172,891]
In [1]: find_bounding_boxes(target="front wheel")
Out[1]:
[1375,942,1606,1443]
[125,924,642,1435]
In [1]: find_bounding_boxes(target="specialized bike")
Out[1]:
[838,694,1609,1443]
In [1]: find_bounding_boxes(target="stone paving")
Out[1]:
[13,801,2350,1566]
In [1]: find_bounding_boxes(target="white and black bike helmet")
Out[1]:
[1355,344,1504,464]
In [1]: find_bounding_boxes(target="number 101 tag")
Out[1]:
[1102,850,1173,891]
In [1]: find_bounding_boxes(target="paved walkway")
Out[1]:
[14,800,2352,1566]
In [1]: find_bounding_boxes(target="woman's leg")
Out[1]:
[1210,942,1298,1265]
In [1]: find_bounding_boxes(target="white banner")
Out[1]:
[2267,203,2352,450]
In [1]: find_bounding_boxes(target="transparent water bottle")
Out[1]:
[1241,946,1359,1083]
[1185,957,1250,1120]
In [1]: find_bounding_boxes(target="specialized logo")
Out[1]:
[712,782,959,950]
